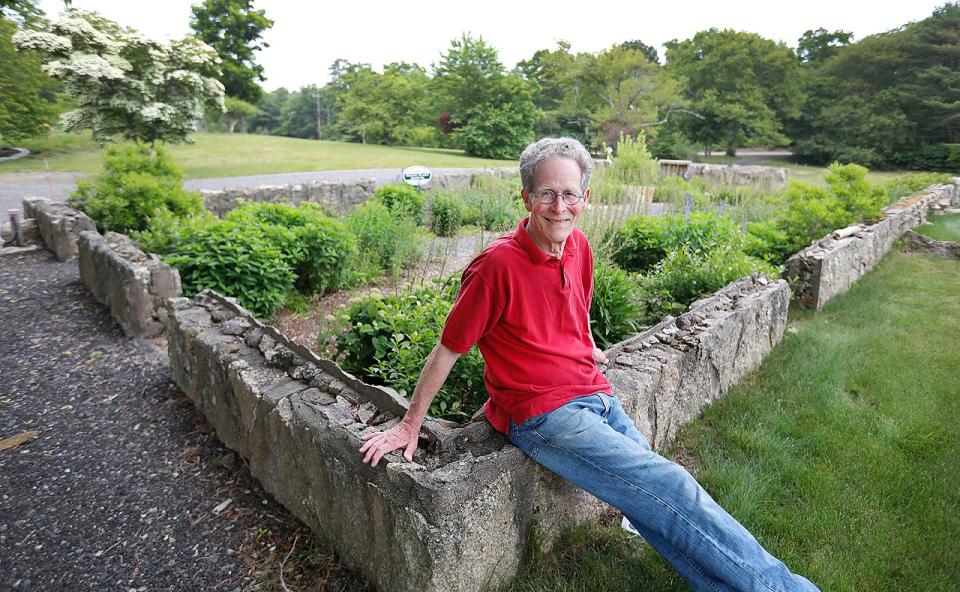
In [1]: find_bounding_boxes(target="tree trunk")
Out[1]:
[228,117,239,134]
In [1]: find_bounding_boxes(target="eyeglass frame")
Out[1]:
[527,188,586,206]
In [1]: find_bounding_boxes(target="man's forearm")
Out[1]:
[401,341,461,429]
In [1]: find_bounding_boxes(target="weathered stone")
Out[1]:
[900,230,960,259]
[605,275,790,448]
[784,182,960,309]
[682,163,789,189]
[199,169,517,216]
[78,230,181,338]
[22,197,97,261]
[166,290,604,592]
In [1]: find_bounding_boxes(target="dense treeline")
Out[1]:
[2,0,957,169]
[239,3,958,169]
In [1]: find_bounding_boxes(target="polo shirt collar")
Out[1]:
[514,217,578,264]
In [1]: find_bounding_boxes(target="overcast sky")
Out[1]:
[38,0,948,91]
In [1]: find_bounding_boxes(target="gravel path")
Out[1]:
[0,250,368,591]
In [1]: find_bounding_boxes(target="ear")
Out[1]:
[583,187,591,203]
[521,189,534,213]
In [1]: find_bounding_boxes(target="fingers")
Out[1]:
[359,428,416,467]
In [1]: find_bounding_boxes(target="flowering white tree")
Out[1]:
[14,9,225,146]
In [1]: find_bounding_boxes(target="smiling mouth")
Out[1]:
[544,217,570,225]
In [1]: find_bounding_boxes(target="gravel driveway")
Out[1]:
[0,250,367,591]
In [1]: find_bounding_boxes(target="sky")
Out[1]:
[37,0,950,91]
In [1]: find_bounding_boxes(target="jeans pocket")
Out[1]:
[532,404,603,446]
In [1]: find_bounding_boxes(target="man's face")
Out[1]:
[522,156,589,253]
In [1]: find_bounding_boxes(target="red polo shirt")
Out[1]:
[440,217,612,434]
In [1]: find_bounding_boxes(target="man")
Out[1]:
[359,137,819,592]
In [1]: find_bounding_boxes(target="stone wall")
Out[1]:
[605,275,790,449]
[22,196,96,261]
[683,163,789,189]
[784,182,960,309]
[166,291,603,592]
[201,168,516,216]
[78,231,181,338]
[165,272,789,591]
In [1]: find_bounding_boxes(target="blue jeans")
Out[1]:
[508,394,819,592]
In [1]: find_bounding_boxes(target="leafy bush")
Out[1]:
[613,212,743,272]
[322,279,486,421]
[461,191,526,231]
[141,214,295,319]
[736,163,892,264]
[430,193,465,237]
[590,261,642,349]
[881,172,955,203]
[373,183,425,221]
[225,201,357,294]
[69,143,203,233]
[609,132,658,186]
[638,244,778,323]
[345,200,421,277]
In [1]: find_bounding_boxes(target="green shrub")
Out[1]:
[225,201,357,294]
[743,219,792,264]
[373,183,425,221]
[322,278,486,421]
[345,200,422,277]
[69,143,203,233]
[430,193,465,237]
[881,172,955,203]
[613,212,743,272]
[638,244,778,323]
[609,132,658,186]
[590,261,642,349]
[145,215,295,319]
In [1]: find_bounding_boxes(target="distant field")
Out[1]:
[694,155,928,187]
[0,131,515,178]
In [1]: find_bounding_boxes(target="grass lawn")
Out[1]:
[916,213,960,242]
[0,131,515,178]
[506,250,960,591]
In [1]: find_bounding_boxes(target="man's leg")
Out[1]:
[508,395,818,592]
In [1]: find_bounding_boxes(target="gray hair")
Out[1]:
[518,137,594,194]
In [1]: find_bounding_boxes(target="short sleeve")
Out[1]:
[441,260,505,354]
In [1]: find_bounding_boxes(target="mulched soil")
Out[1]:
[0,250,370,591]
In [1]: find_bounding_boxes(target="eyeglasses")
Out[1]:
[529,188,584,206]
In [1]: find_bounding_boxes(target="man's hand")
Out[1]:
[592,346,608,365]
[359,420,420,467]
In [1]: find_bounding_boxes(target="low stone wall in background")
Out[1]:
[784,182,960,310]
[78,231,181,338]
[201,168,516,216]
[165,270,789,591]
[683,163,789,189]
[22,196,96,261]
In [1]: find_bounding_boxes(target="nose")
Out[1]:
[548,196,568,214]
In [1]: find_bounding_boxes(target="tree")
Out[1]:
[0,0,42,26]
[335,62,434,145]
[190,0,272,104]
[797,28,853,65]
[793,3,960,170]
[221,95,258,133]
[14,9,225,146]
[619,39,659,64]
[666,29,804,155]
[0,13,58,141]
[433,34,539,158]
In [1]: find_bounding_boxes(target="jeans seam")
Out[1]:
[538,438,779,592]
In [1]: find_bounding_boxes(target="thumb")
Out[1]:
[403,439,417,462]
